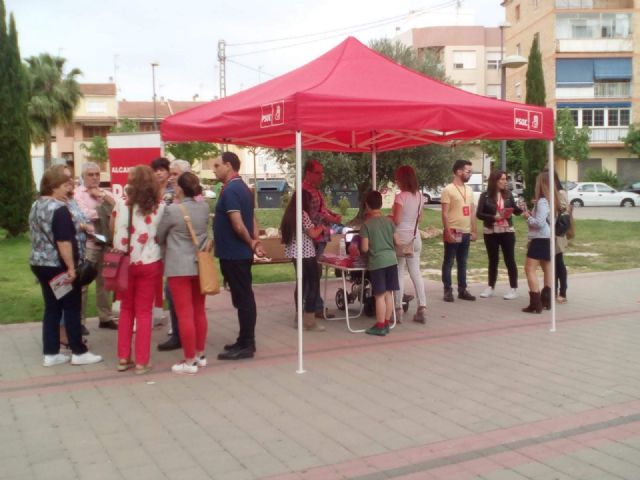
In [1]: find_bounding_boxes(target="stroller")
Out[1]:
[334,231,412,317]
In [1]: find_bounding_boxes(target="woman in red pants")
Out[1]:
[111,166,164,374]
[157,172,210,374]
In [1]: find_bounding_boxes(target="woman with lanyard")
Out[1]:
[476,170,523,300]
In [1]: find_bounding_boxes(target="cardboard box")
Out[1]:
[259,237,287,262]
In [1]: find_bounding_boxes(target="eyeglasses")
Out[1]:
[85,172,100,177]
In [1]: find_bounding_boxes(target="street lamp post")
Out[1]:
[151,62,159,130]
[500,54,528,171]
[499,22,510,173]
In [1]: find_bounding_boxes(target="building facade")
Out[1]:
[502,0,639,184]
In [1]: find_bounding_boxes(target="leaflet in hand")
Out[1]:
[49,272,73,299]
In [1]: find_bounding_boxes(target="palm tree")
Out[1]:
[26,54,82,169]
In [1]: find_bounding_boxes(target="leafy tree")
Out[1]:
[274,38,468,219]
[165,142,220,165]
[479,139,525,175]
[522,36,547,200]
[25,53,82,169]
[622,123,640,157]
[0,2,34,236]
[80,135,108,164]
[112,117,139,133]
[554,108,590,178]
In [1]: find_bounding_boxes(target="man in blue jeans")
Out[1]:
[441,159,477,302]
[213,152,265,360]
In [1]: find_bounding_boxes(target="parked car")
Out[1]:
[622,181,640,195]
[421,186,443,204]
[508,181,524,199]
[567,182,640,207]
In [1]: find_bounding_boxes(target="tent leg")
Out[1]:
[549,140,556,333]
[371,145,377,191]
[295,131,306,374]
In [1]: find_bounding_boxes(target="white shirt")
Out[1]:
[393,191,423,244]
[112,197,165,265]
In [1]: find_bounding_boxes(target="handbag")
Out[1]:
[179,204,220,295]
[396,195,421,257]
[102,206,132,292]
[75,259,98,287]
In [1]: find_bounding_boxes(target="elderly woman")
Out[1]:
[391,165,427,323]
[112,165,165,374]
[29,165,103,367]
[158,172,211,374]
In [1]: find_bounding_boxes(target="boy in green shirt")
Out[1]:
[360,191,400,336]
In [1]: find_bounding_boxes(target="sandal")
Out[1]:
[117,359,135,372]
[134,364,152,375]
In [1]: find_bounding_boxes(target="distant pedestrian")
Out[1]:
[213,152,265,360]
[441,159,477,302]
[476,170,523,300]
[359,191,400,336]
[554,172,570,304]
[521,172,559,314]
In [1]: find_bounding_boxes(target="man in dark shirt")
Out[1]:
[213,152,265,360]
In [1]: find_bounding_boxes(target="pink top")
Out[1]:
[74,186,113,222]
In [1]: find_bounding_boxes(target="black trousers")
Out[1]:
[31,265,88,355]
[555,253,568,297]
[292,257,320,313]
[483,232,518,289]
[219,259,256,347]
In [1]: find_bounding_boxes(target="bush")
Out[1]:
[337,196,350,217]
[584,168,620,189]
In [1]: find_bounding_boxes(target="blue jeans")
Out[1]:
[441,233,471,292]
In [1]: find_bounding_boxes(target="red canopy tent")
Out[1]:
[162,37,557,373]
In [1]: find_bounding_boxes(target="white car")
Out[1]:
[568,182,640,207]
[421,186,442,204]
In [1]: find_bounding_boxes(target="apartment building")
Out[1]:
[502,0,639,183]
[397,26,504,174]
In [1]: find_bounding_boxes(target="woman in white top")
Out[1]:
[391,165,427,323]
[111,165,165,374]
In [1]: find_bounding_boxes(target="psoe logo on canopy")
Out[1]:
[514,108,543,133]
[260,101,285,128]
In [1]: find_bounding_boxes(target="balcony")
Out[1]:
[594,82,631,98]
[556,38,632,52]
[556,0,633,8]
[588,126,628,144]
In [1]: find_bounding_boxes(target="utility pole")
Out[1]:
[217,40,226,99]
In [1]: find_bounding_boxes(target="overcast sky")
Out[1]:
[6,0,504,102]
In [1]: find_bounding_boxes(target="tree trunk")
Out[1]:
[43,135,52,170]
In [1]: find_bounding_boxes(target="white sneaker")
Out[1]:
[196,355,207,367]
[480,287,495,298]
[167,325,173,336]
[171,361,198,374]
[503,288,519,300]
[71,352,104,365]
[43,353,70,367]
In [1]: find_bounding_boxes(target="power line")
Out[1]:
[227,59,276,78]
[227,1,459,58]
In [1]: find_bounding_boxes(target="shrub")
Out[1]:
[584,168,620,189]
[337,196,350,217]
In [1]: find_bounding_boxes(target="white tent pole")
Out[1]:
[549,140,556,333]
[371,144,377,191]
[295,131,306,374]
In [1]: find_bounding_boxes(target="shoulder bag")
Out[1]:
[102,205,132,292]
[179,204,220,295]
[396,194,421,258]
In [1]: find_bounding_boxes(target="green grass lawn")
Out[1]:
[2,207,638,324]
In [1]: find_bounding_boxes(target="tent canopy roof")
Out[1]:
[161,37,554,152]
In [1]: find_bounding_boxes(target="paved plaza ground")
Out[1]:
[1,268,639,479]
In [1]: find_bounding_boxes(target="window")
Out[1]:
[561,106,630,128]
[82,125,111,140]
[593,109,605,126]
[569,110,579,126]
[515,5,520,21]
[487,52,501,70]
[486,84,501,98]
[459,84,477,94]
[578,184,595,192]
[620,109,630,125]
[597,184,615,193]
[86,101,107,114]
[556,13,631,40]
[453,51,477,70]
[582,110,593,126]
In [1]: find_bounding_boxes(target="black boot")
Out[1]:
[443,287,454,302]
[157,335,181,351]
[541,286,551,310]
[522,291,543,314]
